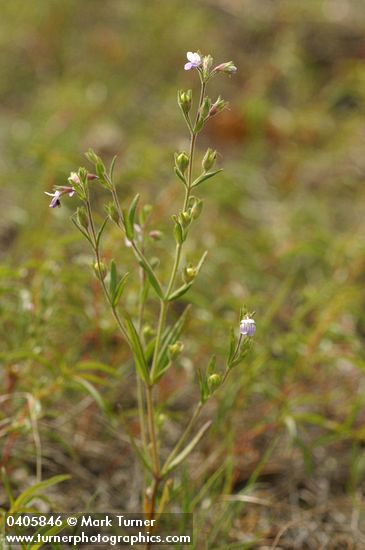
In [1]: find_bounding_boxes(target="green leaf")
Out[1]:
[192,169,223,188]
[96,217,108,249]
[167,251,207,301]
[11,475,70,512]
[174,167,187,186]
[75,361,118,377]
[113,272,130,307]
[29,520,69,550]
[164,421,212,474]
[72,376,109,413]
[109,155,117,180]
[227,327,237,364]
[207,355,216,376]
[124,314,150,384]
[128,193,140,231]
[1,467,14,507]
[109,260,117,298]
[197,368,208,403]
[196,250,208,271]
[167,282,193,301]
[122,208,134,241]
[173,220,184,244]
[137,257,163,299]
[152,306,190,382]
[71,214,93,247]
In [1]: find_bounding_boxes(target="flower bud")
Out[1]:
[183,265,197,284]
[202,55,213,79]
[106,202,120,224]
[209,96,228,118]
[202,148,217,172]
[168,341,184,360]
[85,148,100,165]
[208,373,222,393]
[190,197,203,220]
[178,89,192,115]
[199,97,212,120]
[93,261,107,280]
[175,152,189,174]
[157,413,167,429]
[213,61,237,74]
[76,206,89,229]
[149,230,163,241]
[179,210,192,229]
[77,167,89,185]
[143,325,155,338]
[68,171,80,185]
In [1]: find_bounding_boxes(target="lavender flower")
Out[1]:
[240,317,256,337]
[44,186,75,208]
[184,51,202,71]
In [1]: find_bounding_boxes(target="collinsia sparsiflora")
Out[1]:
[44,186,75,208]
[240,317,256,337]
[46,51,255,525]
[184,51,202,70]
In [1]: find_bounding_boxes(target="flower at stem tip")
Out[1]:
[45,171,98,208]
[44,186,75,208]
[184,51,202,71]
[240,317,256,337]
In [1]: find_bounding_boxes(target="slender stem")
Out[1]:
[146,385,160,476]
[137,240,148,451]
[162,402,203,473]
[184,79,206,210]
[145,477,161,550]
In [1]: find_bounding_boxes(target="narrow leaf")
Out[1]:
[11,475,70,512]
[152,306,190,382]
[174,167,187,186]
[96,217,108,248]
[227,327,236,364]
[165,421,212,474]
[167,282,193,302]
[192,169,223,188]
[122,208,134,240]
[124,314,150,383]
[71,215,93,246]
[72,376,109,413]
[1,467,14,507]
[137,257,163,299]
[109,260,117,298]
[113,272,130,307]
[109,155,117,180]
[128,193,140,230]
[75,361,118,377]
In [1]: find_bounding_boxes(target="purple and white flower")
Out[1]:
[240,317,256,337]
[184,51,202,71]
[45,186,75,208]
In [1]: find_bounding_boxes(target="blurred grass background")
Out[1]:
[1,0,365,547]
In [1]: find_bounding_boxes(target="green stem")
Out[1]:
[162,402,203,474]
[146,385,160,476]
[137,241,148,452]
